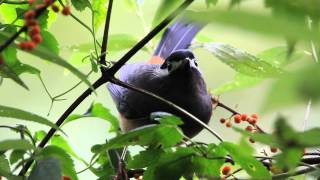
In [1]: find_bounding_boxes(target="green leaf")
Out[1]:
[186,10,318,41]
[128,149,166,169]
[9,150,26,165]
[212,47,303,94]
[41,30,60,56]
[0,105,62,131]
[0,64,29,89]
[222,142,271,179]
[152,0,183,27]
[28,157,62,180]
[0,155,10,175]
[93,117,184,159]
[262,64,320,111]
[50,135,86,163]
[0,139,35,151]
[71,0,91,11]
[0,31,93,90]
[91,0,108,29]
[39,146,78,180]
[205,0,218,7]
[64,103,119,133]
[0,4,28,26]
[203,43,284,78]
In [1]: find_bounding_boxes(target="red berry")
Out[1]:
[28,0,35,4]
[246,125,253,132]
[32,34,42,44]
[43,0,53,5]
[26,41,36,51]
[270,147,278,153]
[241,114,248,121]
[62,6,71,16]
[36,4,46,9]
[51,4,60,12]
[251,114,258,119]
[249,138,255,143]
[29,25,41,36]
[25,19,38,27]
[221,165,231,175]
[234,114,241,123]
[220,118,226,124]
[24,10,35,20]
[62,176,72,180]
[0,56,4,65]
[19,41,28,50]
[226,121,232,128]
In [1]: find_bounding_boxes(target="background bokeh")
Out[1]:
[1,0,319,179]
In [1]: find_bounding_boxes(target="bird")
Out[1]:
[107,18,212,138]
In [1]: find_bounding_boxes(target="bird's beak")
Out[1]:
[188,58,197,69]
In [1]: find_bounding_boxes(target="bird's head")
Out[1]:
[160,49,198,74]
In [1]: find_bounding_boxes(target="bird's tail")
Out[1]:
[148,18,205,64]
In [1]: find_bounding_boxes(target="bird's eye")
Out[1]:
[194,61,198,67]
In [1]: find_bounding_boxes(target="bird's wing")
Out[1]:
[150,18,205,63]
[107,63,163,119]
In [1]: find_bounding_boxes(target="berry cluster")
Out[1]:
[19,0,71,51]
[220,113,278,153]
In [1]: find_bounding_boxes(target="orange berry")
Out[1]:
[234,114,241,123]
[246,125,253,132]
[32,34,42,44]
[226,121,232,128]
[241,114,248,121]
[249,138,255,143]
[251,114,258,119]
[51,4,60,12]
[24,10,35,20]
[221,165,231,175]
[247,118,257,125]
[220,118,226,124]
[270,147,278,153]
[62,6,71,16]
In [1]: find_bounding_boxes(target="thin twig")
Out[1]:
[109,77,223,142]
[272,164,320,179]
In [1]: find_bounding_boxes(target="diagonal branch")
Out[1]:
[108,77,224,142]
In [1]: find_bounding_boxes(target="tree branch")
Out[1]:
[272,164,320,179]
[99,0,113,70]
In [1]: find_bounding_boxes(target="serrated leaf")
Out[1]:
[39,146,78,180]
[0,139,35,151]
[28,157,61,180]
[0,105,63,131]
[71,0,91,11]
[203,43,284,77]
[222,142,271,179]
